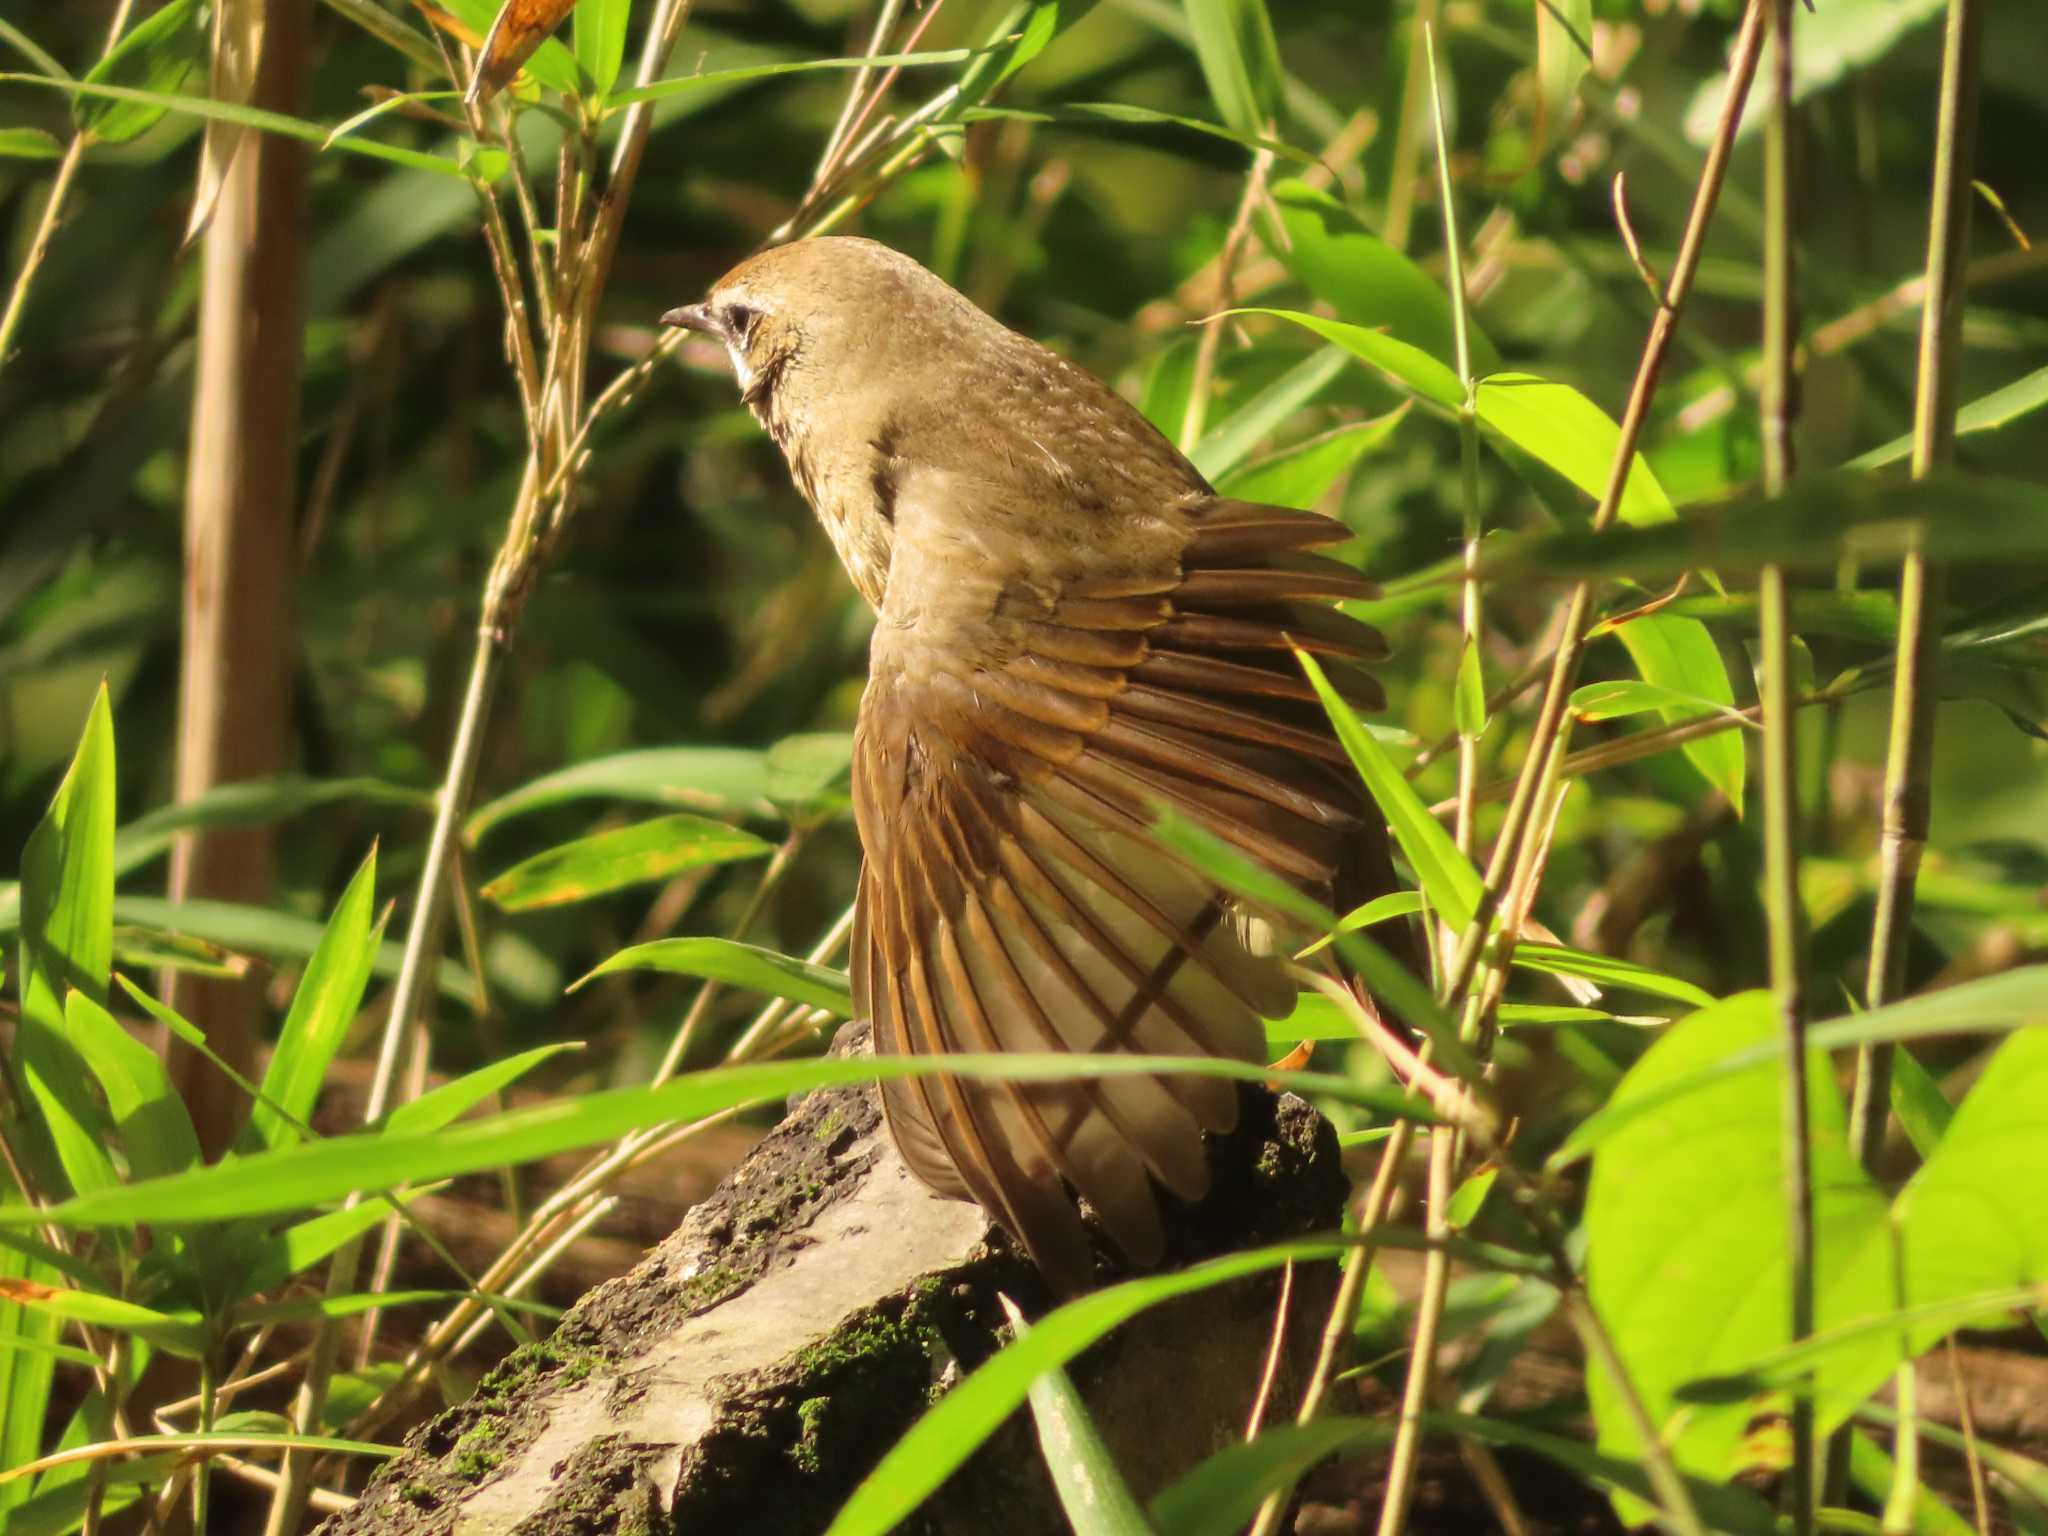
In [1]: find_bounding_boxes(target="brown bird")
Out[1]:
[664,238,1398,1292]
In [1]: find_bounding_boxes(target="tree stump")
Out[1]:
[317,1024,1348,1536]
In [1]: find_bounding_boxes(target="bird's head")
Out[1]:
[662,236,989,434]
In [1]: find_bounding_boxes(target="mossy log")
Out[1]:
[317,1024,1348,1536]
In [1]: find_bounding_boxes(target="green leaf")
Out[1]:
[1296,888,1425,959]
[1850,364,2048,470]
[1535,0,1593,128]
[610,48,977,107]
[1182,0,1285,137]
[1604,614,1746,804]
[1473,373,1674,528]
[111,775,429,881]
[1892,1024,2048,1353]
[571,0,629,98]
[764,732,855,817]
[1845,1430,1979,1536]
[248,848,384,1153]
[13,1056,1427,1229]
[1444,1166,1497,1230]
[1582,993,1894,1507]
[1297,649,1483,931]
[1569,679,1756,727]
[102,895,474,1004]
[0,127,63,159]
[1268,181,1498,378]
[17,684,119,1201]
[233,1189,437,1302]
[465,746,774,842]
[825,1240,1348,1536]
[1887,1045,1952,1160]
[1464,472,2048,586]
[1558,966,2048,1159]
[1149,1419,1385,1536]
[1,74,476,177]
[1511,943,1716,1009]
[575,938,853,1015]
[1428,1409,1780,1535]
[62,992,200,1182]
[1454,637,1486,739]
[0,1279,205,1358]
[481,813,772,911]
[1001,1297,1154,1536]
[75,0,205,143]
[1230,307,1461,409]
[958,103,1320,167]
[1190,347,1348,484]
[1216,412,1405,508]
[384,1043,581,1135]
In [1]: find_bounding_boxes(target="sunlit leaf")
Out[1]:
[1001,1297,1153,1536]
[1217,411,1406,509]
[11,1056,1427,1228]
[247,848,383,1152]
[575,937,852,1015]
[466,746,774,841]
[572,0,629,99]
[481,814,772,911]
[1182,0,1284,137]
[75,0,206,143]
[825,1240,1349,1536]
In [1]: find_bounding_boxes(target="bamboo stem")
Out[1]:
[1849,0,1982,1170]
[1758,1,1815,1530]
[1435,0,1767,1018]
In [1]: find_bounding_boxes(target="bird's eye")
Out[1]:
[721,303,758,341]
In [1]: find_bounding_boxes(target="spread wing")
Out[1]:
[850,476,1392,1292]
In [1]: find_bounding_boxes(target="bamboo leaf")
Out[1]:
[572,0,630,99]
[9,1056,1428,1229]
[610,48,977,107]
[1149,1419,1386,1536]
[1216,412,1406,508]
[1297,649,1483,931]
[1268,181,1499,378]
[958,103,1320,167]
[247,848,384,1153]
[1512,943,1716,1009]
[574,938,853,1015]
[62,992,201,1182]
[824,1241,1349,1536]
[17,684,120,1202]
[0,73,477,176]
[1850,363,2048,469]
[1190,347,1348,483]
[1182,0,1285,138]
[0,1278,205,1357]
[1000,1297,1155,1536]
[466,747,775,841]
[75,0,206,143]
[481,814,772,911]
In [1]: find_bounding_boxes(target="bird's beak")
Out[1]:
[661,303,720,337]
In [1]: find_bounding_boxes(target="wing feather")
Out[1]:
[854,481,1400,1289]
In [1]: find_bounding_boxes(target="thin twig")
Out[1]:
[1433,0,1766,1020]
[1179,147,1276,453]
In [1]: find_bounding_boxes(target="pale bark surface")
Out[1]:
[316,1024,1347,1536]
